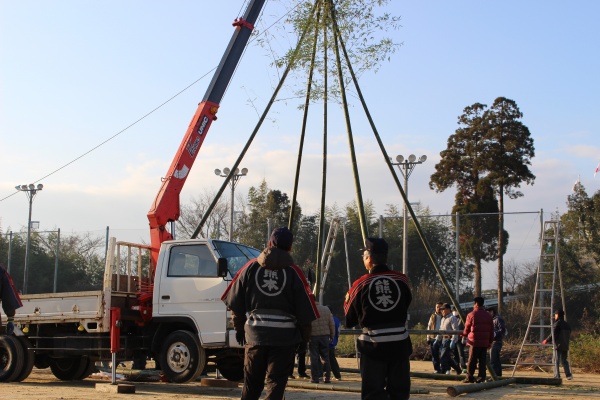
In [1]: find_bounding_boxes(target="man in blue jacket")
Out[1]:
[487,307,506,377]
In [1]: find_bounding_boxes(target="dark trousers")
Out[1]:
[328,347,341,379]
[289,342,307,376]
[440,339,460,374]
[453,341,467,369]
[242,344,295,400]
[555,349,572,379]
[297,343,307,375]
[359,340,411,400]
[490,341,503,376]
[309,335,330,381]
[466,346,488,380]
[429,339,441,372]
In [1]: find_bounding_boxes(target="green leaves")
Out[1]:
[260,0,402,104]
[430,97,533,295]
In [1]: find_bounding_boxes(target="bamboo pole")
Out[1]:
[447,378,516,397]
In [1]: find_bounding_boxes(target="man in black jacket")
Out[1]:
[344,238,412,400]
[222,227,318,400]
[1,265,22,335]
[542,309,572,380]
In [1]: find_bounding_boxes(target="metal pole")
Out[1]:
[23,193,34,294]
[539,208,544,341]
[53,228,60,293]
[8,231,13,274]
[229,177,235,241]
[105,226,109,263]
[540,208,543,240]
[402,162,409,275]
[267,218,272,247]
[170,221,176,240]
[391,155,426,276]
[455,213,460,297]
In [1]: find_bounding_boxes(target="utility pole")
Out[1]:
[391,155,426,275]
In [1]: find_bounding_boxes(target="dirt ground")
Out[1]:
[2,358,599,399]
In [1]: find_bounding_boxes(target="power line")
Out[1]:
[1,4,296,204]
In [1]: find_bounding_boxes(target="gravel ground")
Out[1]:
[2,358,599,399]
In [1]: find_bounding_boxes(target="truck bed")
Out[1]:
[11,288,140,333]
[6,239,152,333]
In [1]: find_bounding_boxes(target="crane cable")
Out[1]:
[1,0,297,204]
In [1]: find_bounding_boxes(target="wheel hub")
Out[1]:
[167,342,190,373]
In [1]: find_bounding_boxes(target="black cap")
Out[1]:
[473,296,485,306]
[361,237,388,255]
[269,227,293,250]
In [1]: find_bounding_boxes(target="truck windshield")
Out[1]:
[212,240,261,277]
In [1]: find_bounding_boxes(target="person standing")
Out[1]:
[426,302,444,373]
[1,264,23,335]
[289,341,309,379]
[461,297,494,384]
[452,309,467,373]
[439,303,462,375]
[289,262,315,380]
[344,238,412,400]
[327,307,342,381]
[543,309,573,380]
[221,227,319,400]
[309,301,335,384]
[486,307,506,377]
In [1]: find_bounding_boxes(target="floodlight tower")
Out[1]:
[15,183,44,294]
[392,155,426,275]
[214,168,248,241]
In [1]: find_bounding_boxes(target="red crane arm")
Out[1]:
[147,101,218,263]
[146,0,266,268]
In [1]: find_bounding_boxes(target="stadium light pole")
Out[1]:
[391,155,426,276]
[214,168,248,241]
[15,183,44,294]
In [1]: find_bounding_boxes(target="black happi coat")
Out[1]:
[222,247,318,346]
[344,265,412,359]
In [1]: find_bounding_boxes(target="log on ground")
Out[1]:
[447,378,516,397]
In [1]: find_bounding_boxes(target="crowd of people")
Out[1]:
[221,227,576,400]
[426,297,508,383]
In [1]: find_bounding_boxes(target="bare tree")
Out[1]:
[502,259,532,294]
[177,190,230,239]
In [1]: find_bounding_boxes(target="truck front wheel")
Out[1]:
[159,330,205,383]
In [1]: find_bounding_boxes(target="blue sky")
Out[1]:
[1,1,598,289]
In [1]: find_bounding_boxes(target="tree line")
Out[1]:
[2,97,598,331]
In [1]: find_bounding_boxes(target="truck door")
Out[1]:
[157,244,227,345]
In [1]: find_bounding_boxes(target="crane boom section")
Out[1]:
[147,0,266,266]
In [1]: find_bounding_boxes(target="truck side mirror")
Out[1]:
[217,257,229,278]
